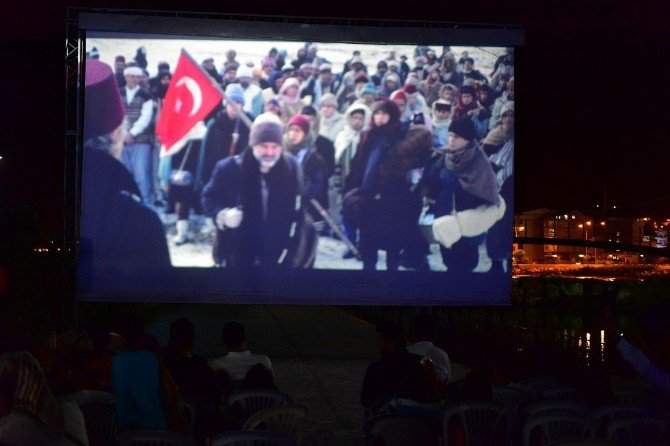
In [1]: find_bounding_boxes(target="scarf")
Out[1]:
[445,140,500,205]
[483,123,514,147]
[284,129,316,156]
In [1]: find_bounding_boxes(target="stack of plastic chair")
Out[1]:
[523,415,596,446]
[592,403,654,437]
[227,389,293,426]
[364,413,440,446]
[208,430,297,446]
[243,405,307,445]
[606,416,669,446]
[442,401,513,446]
[541,386,580,402]
[115,430,198,446]
[525,401,590,418]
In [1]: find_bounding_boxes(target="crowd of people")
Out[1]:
[2,306,668,445]
[83,42,515,272]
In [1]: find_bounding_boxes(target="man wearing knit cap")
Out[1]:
[201,112,316,267]
[80,59,170,278]
[285,114,328,230]
[298,105,336,179]
[120,65,155,205]
[198,83,253,200]
[423,116,503,274]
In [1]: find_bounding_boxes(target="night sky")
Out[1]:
[2,0,670,238]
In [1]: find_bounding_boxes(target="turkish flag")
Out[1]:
[157,49,222,156]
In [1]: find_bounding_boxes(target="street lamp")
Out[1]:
[586,221,592,263]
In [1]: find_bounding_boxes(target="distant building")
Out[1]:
[514,209,656,263]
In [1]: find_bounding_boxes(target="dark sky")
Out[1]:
[2,0,670,237]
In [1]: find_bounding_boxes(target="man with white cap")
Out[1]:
[201,113,316,267]
[120,65,155,205]
[235,65,262,118]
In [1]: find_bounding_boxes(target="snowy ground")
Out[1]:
[87,36,500,78]
[159,209,447,271]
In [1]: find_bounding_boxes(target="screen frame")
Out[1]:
[74,9,522,306]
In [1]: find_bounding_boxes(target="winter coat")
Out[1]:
[201,147,316,267]
[422,152,496,271]
[197,109,252,191]
[79,149,170,280]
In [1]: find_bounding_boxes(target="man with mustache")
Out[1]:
[201,113,316,267]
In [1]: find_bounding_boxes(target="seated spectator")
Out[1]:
[110,314,185,433]
[0,351,88,446]
[407,312,451,386]
[209,321,273,382]
[164,319,223,407]
[361,320,437,408]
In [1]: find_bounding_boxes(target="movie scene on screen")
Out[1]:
[82,35,514,275]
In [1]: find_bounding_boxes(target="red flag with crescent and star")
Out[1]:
[157,49,223,156]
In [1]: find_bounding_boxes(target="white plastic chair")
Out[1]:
[364,413,439,446]
[606,416,669,446]
[115,430,198,446]
[243,405,307,445]
[523,415,595,446]
[227,389,293,424]
[512,376,560,400]
[493,386,533,416]
[525,401,590,418]
[66,390,116,446]
[442,401,512,446]
[208,430,297,446]
[613,388,652,405]
[541,386,580,401]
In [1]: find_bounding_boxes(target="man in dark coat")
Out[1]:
[196,84,252,193]
[201,113,316,267]
[361,320,437,408]
[80,58,170,283]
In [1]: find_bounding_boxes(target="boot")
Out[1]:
[174,219,189,246]
[472,239,492,273]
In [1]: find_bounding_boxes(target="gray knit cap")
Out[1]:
[249,112,284,146]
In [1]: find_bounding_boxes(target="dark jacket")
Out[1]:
[423,155,493,270]
[315,135,335,179]
[201,148,315,267]
[197,110,252,191]
[79,149,171,276]
[296,147,329,222]
[361,347,436,408]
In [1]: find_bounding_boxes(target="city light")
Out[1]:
[600,221,606,226]
[578,224,583,229]
[586,221,592,226]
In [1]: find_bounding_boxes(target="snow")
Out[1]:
[87,36,501,78]
[159,209,447,270]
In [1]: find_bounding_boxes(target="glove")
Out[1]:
[215,207,243,230]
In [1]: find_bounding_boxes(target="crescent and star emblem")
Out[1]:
[174,76,203,116]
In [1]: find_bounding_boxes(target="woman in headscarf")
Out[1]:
[277,77,303,124]
[0,351,88,445]
[344,99,430,270]
[451,85,479,120]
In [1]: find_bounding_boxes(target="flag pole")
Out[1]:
[180,48,254,130]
